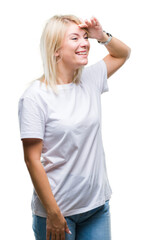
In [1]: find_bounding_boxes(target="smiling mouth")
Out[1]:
[76,51,87,55]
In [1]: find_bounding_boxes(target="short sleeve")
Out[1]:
[81,59,109,94]
[18,97,46,140]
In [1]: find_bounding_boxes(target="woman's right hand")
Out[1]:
[46,209,71,240]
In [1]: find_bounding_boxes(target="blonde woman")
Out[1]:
[18,15,131,240]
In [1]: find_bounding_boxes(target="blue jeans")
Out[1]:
[32,200,111,240]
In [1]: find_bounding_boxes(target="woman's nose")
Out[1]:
[80,38,89,47]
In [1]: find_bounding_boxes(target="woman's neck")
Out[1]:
[56,64,75,85]
[40,63,77,85]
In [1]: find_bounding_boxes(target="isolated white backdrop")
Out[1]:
[0,0,149,239]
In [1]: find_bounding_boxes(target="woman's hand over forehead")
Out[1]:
[78,16,104,41]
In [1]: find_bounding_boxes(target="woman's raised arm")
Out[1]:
[78,16,131,78]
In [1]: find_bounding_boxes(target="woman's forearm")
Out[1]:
[98,32,131,59]
[26,159,60,215]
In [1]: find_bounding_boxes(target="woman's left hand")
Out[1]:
[78,16,104,41]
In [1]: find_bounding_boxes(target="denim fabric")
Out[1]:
[32,200,111,240]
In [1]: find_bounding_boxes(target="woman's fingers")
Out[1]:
[65,222,72,234]
[90,17,97,26]
[46,213,71,240]
[60,230,65,240]
[78,23,88,28]
[46,230,65,240]
[78,17,99,29]
[51,231,56,240]
[46,228,51,240]
[84,19,92,26]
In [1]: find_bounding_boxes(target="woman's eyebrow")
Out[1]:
[68,32,88,37]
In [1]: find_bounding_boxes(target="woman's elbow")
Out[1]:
[126,47,131,60]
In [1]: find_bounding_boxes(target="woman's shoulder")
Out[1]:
[82,60,106,76]
[20,78,48,99]
[80,59,108,94]
[18,79,49,117]
[18,78,50,111]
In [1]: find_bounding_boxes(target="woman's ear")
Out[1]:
[54,48,61,57]
[54,49,62,63]
[54,51,59,57]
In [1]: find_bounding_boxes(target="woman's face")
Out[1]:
[56,22,90,70]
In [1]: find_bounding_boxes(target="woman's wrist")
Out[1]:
[47,206,61,216]
[97,31,113,45]
[45,195,61,215]
[97,31,109,43]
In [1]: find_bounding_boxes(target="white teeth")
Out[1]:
[77,52,87,55]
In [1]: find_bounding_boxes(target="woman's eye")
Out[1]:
[71,36,88,40]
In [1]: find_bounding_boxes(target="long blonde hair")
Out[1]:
[39,14,85,95]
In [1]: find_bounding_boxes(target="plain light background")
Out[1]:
[0,0,149,239]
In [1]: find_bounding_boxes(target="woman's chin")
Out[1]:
[78,58,88,66]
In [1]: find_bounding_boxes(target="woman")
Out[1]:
[18,15,131,240]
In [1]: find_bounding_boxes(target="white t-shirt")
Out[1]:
[18,59,112,217]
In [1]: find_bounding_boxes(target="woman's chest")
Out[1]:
[44,86,102,138]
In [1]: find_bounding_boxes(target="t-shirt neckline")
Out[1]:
[36,79,75,90]
[56,81,75,89]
